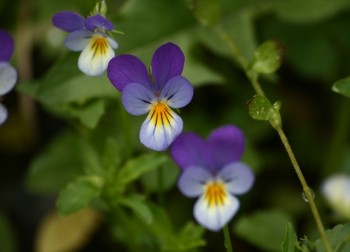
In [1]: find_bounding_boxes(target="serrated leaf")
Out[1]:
[332,77,350,98]
[234,209,292,251]
[116,153,169,192]
[281,222,297,252]
[250,40,283,74]
[26,132,85,194]
[66,99,106,129]
[315,223,350,252]
[56,175,104,216]
[117,194,153,225]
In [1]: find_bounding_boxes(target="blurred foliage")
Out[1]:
[1,0,350,251]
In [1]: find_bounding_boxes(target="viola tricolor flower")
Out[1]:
[0,29,17,125]
[52,11,118,76]
[171,125,254,231]
[107,43,194,151]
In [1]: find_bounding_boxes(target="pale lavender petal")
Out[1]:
[151,43,184,90]
[85,14,113,31]
[122,83,156,115]
[177,166,212,198]
[160,76,193,108]
[107,55,153,92]
[218,162,254,195]
[170,133,212,170]
[194,193,239,232]
[140,106,183,151]
[0,103,8,125]
[0,63,17,96]
[52,11,85,32]
[0,30,14,62]
[208,125,245,170]
[64,30,93,51]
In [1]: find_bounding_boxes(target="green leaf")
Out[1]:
[26,132,85,194]
[117,194,153,225]
[315,223,350,252]
[332,77,350,98]
[116,153,169,192]
[102,137,122,170]
[186,0,220,26]
[56,175,104,216]
[250,40,283,74]
[234,209,293,251]
[66,99,106,129]
[0,212,17,252]
[281,222,297,252]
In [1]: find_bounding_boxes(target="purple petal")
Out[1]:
[151,42,184,90]
[52,11,85,32]
[0,30,14,62]
[178,166,212,197]
[207,125,245,169]
[64,30,93,51]
[140,105,183,151]
[85,14,114,31]
[0,63,17,96]
[122,83,156,115]
[160,76,193,108]
[218,162,254,195]
[170,132,213,170]
[107,55,153,92]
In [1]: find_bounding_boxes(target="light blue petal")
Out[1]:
[177,167,212,198]
[64,30,93,51]
[218,162,254,195]
[0,63,17,96]
[122,83,156,115]
[194,193,239,232]
[140,105,183,151]
[160,76,193,108]
[0,103,8,125]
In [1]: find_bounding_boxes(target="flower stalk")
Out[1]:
[215,26,333,252]
[223,224,233,252]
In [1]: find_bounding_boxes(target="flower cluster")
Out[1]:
[0,29,17,125]
[171,125,255,231]
[107,42,194,151]
[52,11,118,76]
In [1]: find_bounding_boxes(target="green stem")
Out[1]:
[215,26,333,252]
[223,224,233,252]
[276,128,332,252]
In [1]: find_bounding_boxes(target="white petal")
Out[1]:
[140,102,183,151]
[78,34,116,76]
[194,191,239,232]
[0,103,8,125]
[0,63,17,96]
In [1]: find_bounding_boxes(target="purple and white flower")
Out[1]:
[171,125,255,231]
[0,29,17,125]
[107,42,194,151]
[52,11,118,76]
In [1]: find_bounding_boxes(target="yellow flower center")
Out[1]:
[204,181,227,207]
[90,34,109,56]
[149,101,173,128]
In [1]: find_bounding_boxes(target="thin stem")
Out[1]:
[276,128,332,252]
[215,26,333,252]
[223,224,233,252]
